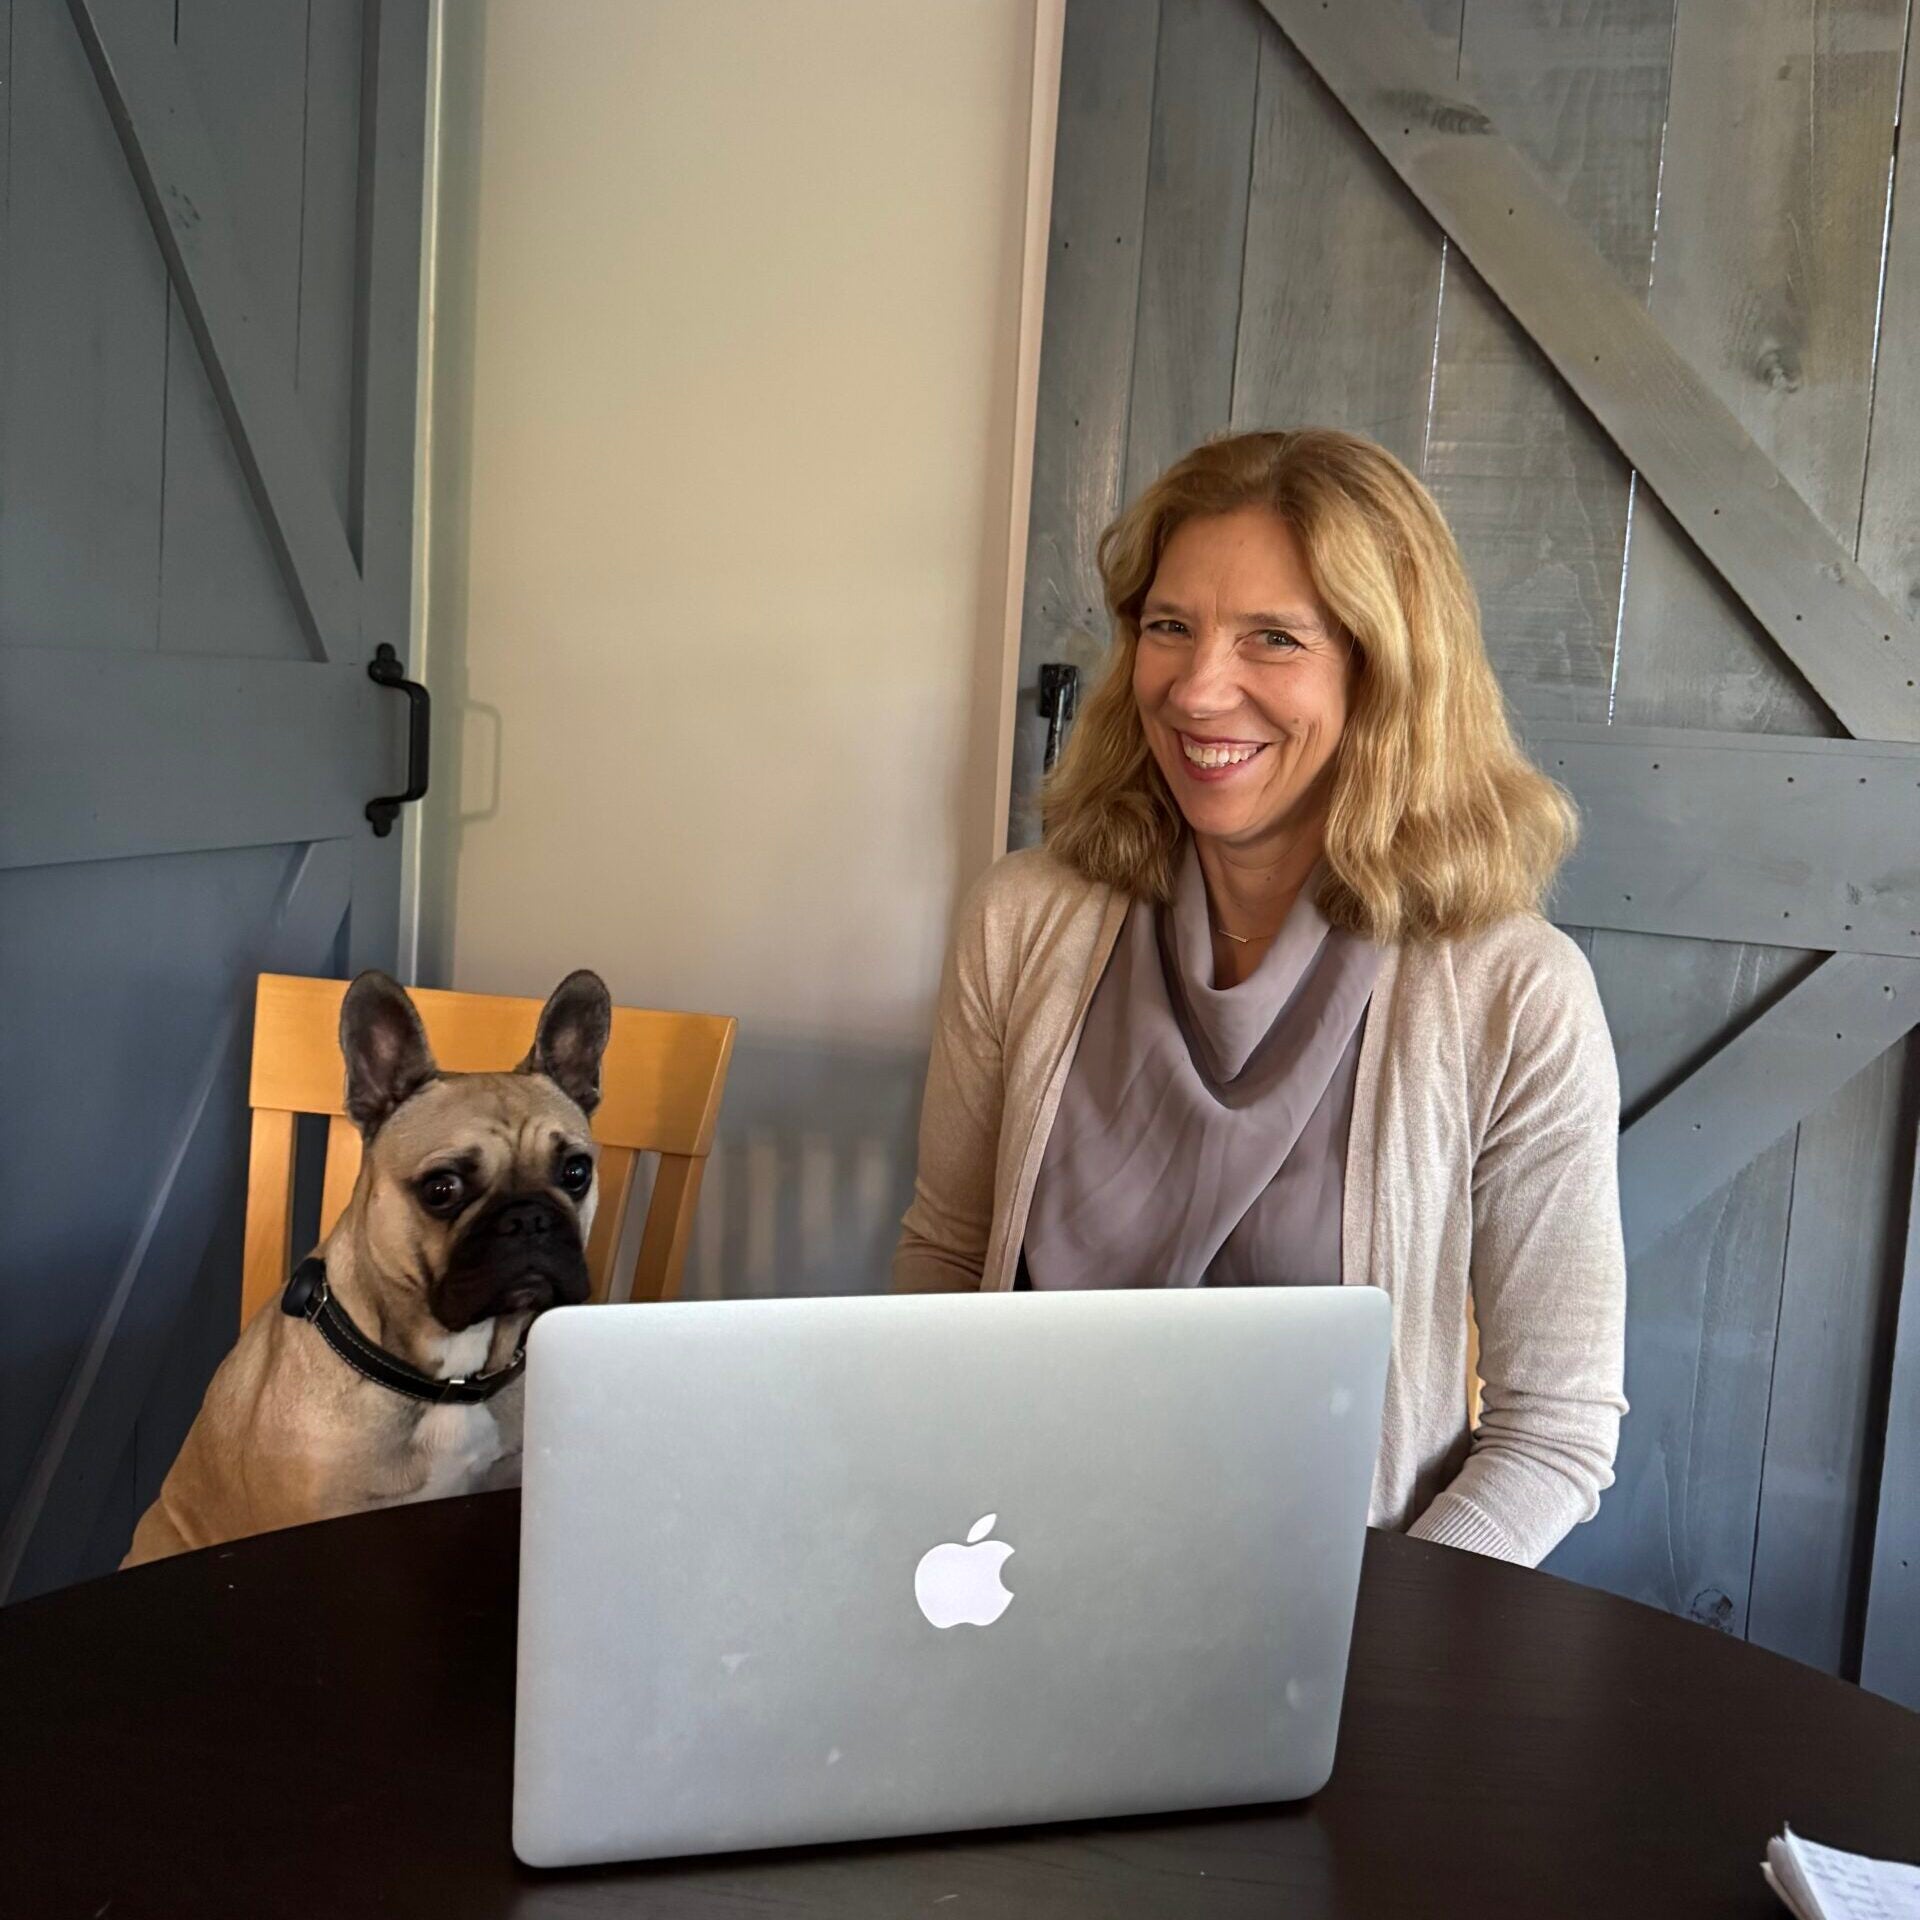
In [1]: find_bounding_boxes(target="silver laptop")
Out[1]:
[513,1286,1391,1868]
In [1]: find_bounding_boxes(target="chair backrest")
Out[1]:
[239,973,736,1328]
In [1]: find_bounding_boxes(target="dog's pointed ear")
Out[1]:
[340,972,439,1138]
[519,970,612,1116]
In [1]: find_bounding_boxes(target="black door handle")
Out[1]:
[1039,663,1079,773]
[366,643,430,837]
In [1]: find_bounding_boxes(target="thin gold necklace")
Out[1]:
[1214,923,1280,946]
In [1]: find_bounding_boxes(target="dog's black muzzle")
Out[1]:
[430,1192,592,1331]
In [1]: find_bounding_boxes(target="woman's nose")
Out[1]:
[1168,635,1241,715]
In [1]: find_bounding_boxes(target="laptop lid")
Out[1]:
[513,1286,1390,1867]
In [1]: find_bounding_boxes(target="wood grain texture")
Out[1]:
[239,1108,297,1330]
[0,839,352,1603]
[1617,953,1920,1261]
[0,650,395,871]
[68,0,365,663]
[1009,0,1159,847]
[1423,0,1673,722]
[1120,0,1261,499]
[1856,10,1920,1707]
[1749,1040,1914,1677]
[0,0,167,654]
[1530,722,1920,957]
[296,0,367,528]
[158,0,312,664]
[1559,1,1909,1662]
[1231,1,1460,467]
[1860,1046,1920,1708]
[1258,0,1920,742]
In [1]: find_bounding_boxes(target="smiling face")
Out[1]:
[1131,507,1354,860]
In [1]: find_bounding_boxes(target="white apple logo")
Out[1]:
[913,1513,1015,1629]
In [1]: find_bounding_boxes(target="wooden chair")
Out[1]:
[238,973,736,1328]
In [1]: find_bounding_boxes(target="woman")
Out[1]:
[894,428,1627,1568]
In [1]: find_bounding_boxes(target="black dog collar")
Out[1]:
[281,1257,528,1405]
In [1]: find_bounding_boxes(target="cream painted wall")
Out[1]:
[416,1,1043,1294]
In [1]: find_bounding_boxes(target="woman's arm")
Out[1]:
[892,876,1006,1293]
[1409,939,1629,1565]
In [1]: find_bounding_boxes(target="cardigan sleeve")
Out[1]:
[1409,933,1630,1565]
[892,872,1004,1293]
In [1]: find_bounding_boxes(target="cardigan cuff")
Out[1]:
[1407,1490,1523,1562]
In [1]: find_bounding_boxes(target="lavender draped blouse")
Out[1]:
[1021,839,1379,1289]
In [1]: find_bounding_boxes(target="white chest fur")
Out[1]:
[405,1319,517,1500]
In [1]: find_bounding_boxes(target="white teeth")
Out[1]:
[1181,739,1263,769]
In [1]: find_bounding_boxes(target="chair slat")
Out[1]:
[632,1154,707,1302]
[240,1109,297,1329]
[318,1115,363,1242]
[584,1147,638,1302]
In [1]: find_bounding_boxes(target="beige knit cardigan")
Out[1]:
[892,848,1629,1567]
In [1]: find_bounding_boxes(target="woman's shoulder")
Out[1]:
[959,845,1114,936]
[1394,911,1606,1031]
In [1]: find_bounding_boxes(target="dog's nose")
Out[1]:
[492,1198,559,1239]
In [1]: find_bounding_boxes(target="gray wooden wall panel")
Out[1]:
[159,0,313,665]
[1423,0,1672,723]
[1009,0,1159,845]
[0,0,166,652]
[1862,1074,1920,1707]
[1749,1042,1913,1673]
[1568,0,1910,1658]
[1230,2,1460,466]
[1120,0,1260,501]
[298,0,368,532]
[1856,16,1920,1709]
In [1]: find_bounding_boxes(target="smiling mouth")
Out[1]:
[1178,734,1269,771]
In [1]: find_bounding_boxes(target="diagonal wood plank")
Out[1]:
[0,837,353,1602]
[1530,722,1920,959]
[1255,0,1920,745]
[0,649,400,871]
[67,0,363,664]
[1619,954,1920,1262]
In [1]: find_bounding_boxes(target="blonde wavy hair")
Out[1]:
[1040,427,1577,944]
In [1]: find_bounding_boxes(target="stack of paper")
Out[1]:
[1764,1828,1920,1920]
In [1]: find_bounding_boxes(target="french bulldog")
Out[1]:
[122,967,611,1567]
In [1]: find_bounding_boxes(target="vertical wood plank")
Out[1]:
[1424,0,1673,722]
[158,0,312,663]
[0,0,167,653]
[1749,1042,1912,1674]
[1009,0,1160,846]
[633,1154,707,1303]
[317,1111,364,1244]
[1861,1053,1920,1707]
[1119,0,1261,500]
[585,1147,639,1304]
[1856,10,1920,1705]
[1230,1,1460,466]
[1572,0,1908,1653]
[239,1107,296,1329]
[298,0,368,528]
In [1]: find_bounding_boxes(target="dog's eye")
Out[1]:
[559,1154,594,1196]
[419,1170,464,1213]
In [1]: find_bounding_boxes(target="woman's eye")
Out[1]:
[1256,629,1301,651]
[420,1172,463,1212]
[1143,619,1188,638]
[559,1154,594,1195]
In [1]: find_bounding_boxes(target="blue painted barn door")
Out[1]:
[0,0,430,1600]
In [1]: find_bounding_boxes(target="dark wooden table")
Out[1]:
[4,1492,1916,1918]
